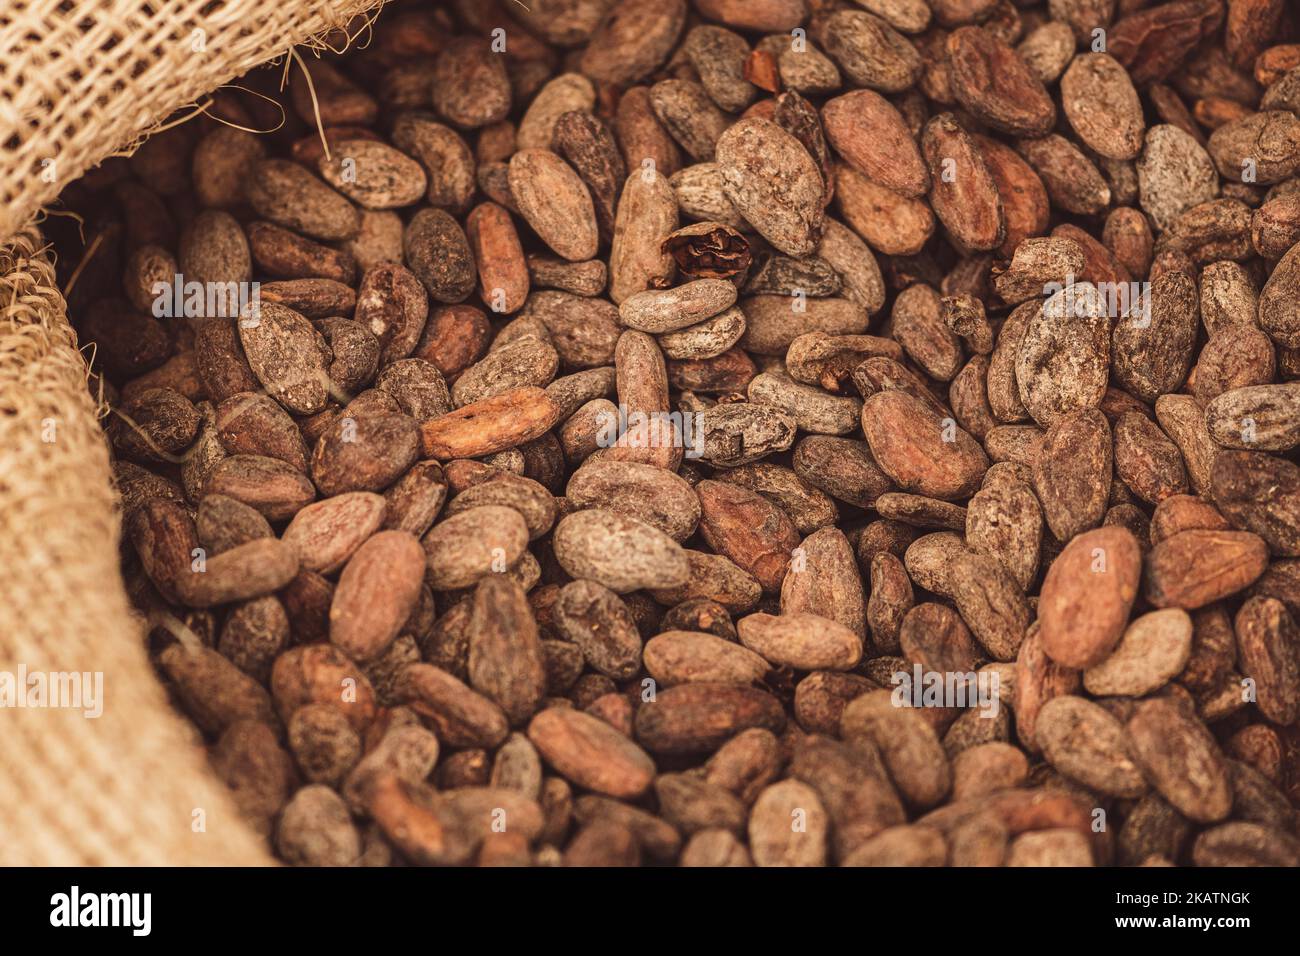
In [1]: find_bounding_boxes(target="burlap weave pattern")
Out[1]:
[0,0,384,245]
[0,228,274,864]
[0,0,387,865]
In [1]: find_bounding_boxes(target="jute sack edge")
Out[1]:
[0,227,277,865]
[0,0,393,865]
[0,0,387,246]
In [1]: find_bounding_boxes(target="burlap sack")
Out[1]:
[0,0,382,865]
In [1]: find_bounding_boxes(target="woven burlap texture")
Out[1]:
[0,0,384,246]
[0,229,273,865]
[0,0,388,864]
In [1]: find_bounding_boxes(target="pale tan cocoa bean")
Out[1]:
[552,508,690,593]
[951,743,1029,801]
[1083,609,1194,698]
[737,612,863,671]
[421,505,529,592]
[1036,695,1148,798]
[748,780,830,867]
[716,117,826,256]
[647,550,763,614]
[1126,697,1233,824]
[609,169,678,304]
[1006,829,1093,866]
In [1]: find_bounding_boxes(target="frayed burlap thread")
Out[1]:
[0,228,276,865]
[0,0,385,245]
